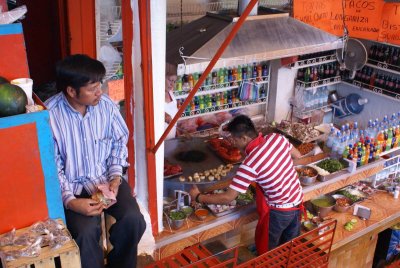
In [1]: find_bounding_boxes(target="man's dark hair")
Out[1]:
[56,54,105,96]
[227,115,257,138]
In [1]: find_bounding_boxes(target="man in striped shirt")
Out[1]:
[190,115,303,252]
[45,54,145,268]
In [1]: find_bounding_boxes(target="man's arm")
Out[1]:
[53,140,76,207]
[54,140,104,215]
[189,185,239,205]
[107,107,129,180]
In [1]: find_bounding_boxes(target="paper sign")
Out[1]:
[294,0,386,41]
[294,0,339,35]
[378,3,400,45]
[108,79,125,102]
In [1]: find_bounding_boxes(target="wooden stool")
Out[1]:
[100,213,116,254]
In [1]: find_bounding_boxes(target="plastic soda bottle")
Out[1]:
[176,76,182,91]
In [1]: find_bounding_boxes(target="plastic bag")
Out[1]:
[0,228,15,246]
[0,5,27,24]
[13,232,37,246]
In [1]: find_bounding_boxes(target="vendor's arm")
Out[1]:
[291,146,302,159]
[190,185,239,204]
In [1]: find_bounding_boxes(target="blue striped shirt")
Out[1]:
[45,93,129,206]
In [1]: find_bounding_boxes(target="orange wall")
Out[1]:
[66,0,96,57]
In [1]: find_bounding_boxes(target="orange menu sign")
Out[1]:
[378,3,400,45]
[294,0,386,41]
[108,79,125,102]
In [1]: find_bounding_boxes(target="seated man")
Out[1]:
[45,54,146,268]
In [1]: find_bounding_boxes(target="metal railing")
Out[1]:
[167,0,291,21]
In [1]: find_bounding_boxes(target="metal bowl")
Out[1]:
[332,194,353,213]
[181,205,194,216]
[302,220,318,231]
[311,195,336,218]
[168,209,186,230]
[296,165,318,186]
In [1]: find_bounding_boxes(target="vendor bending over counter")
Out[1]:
[189,115,304,254]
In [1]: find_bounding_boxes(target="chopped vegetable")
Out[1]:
[169,211,186,220]
[344,219,358,231]
[316,159,344,173]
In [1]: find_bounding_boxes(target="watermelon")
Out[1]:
[0,83,28,117]
[0,76,9,84]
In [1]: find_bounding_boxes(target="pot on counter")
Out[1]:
[311,195,336,218]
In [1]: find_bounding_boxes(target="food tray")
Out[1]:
[206,202,255,217]
[207,144,244,165]
[275,126,325,144]
[164,172,183,180]
[309,158,349,182]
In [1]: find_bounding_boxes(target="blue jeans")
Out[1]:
[268,209,301,250]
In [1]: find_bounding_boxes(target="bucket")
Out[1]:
[332,93,368,118]
[11,78,33,105]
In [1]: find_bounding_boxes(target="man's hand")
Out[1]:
[189,185,201,203]
[165,113,172,124]
[67,198,104,216]
[109,176,122,197]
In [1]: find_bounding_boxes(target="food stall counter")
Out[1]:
[326,191,400,267]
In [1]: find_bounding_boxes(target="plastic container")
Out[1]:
[332,93,368,118]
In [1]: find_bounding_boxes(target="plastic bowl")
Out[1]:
[194,208,209,221]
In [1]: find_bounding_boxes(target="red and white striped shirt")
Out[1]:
[230,133,303,205]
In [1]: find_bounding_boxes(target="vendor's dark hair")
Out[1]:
[56,54,105,96]
[227,115,257,138]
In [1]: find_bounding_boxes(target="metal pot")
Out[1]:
[296,165,318,186]
[332,194,353,213]
[311,195,336,218]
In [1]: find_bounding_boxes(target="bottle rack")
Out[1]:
[290,54,337,69]
[366,60,400,75]
[296,76,342,89]
[175,61,271,121]
[343,80,400,102]
[180,98,267,119]
[174,77,269,99]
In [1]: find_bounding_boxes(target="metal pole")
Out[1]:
[153,0,260,153]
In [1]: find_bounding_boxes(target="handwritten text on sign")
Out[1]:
[378,3,400,45]
[294,0,385,41]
